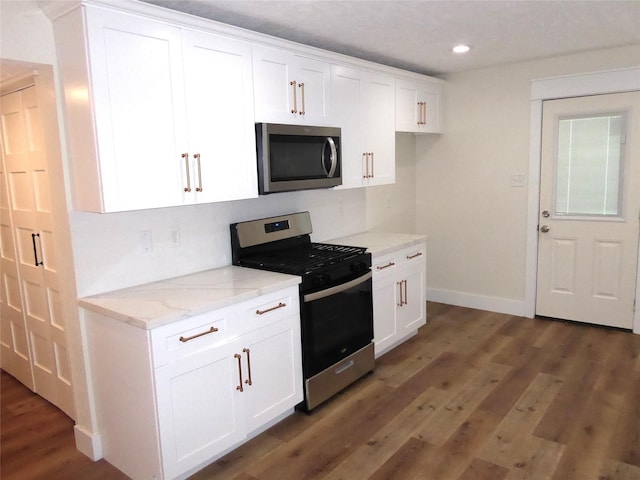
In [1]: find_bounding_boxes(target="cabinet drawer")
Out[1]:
[240,288,299,330]
[151,308,235,367]
[372,252,400,279]
[399,243,426,270]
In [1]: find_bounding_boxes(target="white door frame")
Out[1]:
[524,66,640,334]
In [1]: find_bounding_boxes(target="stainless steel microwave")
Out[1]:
[256,123,341,194]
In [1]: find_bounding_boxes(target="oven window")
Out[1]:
[301,276,373,377]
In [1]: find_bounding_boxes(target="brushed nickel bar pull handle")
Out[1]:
[376,261,395,270]
[290,80,297,113]
[299,82,305,115]
[417,101,422,125]
[422,102,427,125]
[256,302,286,315]
[406,252,423,260]
[370,152,374,178]
[243,348,252,386]
[397,281,404,306]
[182,153,191,192]
[234,353,243,392]
[179,326,218,343]
[194,153,202,192]
[31,233,43,266]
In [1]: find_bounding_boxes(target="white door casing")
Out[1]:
[525,67,640,334]
[536,92,640,328]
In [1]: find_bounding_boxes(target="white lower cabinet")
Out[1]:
[372,242,426,357]
[155,339,244,480]
[85,286,302,480]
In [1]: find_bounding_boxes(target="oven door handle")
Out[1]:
[303,271,372,303]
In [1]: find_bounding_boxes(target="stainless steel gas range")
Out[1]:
[231,211,374,411]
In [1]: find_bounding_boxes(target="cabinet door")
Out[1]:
[396,79,442,134]
[372,274,399,357]
[253,46,330,125]
[420,90,441,133]
[241,317,303,432]
[155,341,245,480]
[182,30,258,203]
[294,55,331,125]
[361,76,395,186]
[398,267,426,334]
[397,244,427,333]
[83,6,187,211]
[332,66,395,189]
[396,81,421,133]
[331,65,365,188]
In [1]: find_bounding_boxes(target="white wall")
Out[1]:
[366,133,418,234]
[0,0,56,64]
[72,188,368,296]
[418,44,640,313]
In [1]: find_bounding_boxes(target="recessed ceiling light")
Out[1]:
[452,44,471,54]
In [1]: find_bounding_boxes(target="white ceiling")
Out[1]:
[142,0,640,77]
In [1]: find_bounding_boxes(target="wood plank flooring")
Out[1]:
[2,302,639,479]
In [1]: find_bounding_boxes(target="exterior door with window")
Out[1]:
[536,92,640,328]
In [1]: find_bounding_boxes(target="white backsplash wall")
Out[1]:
[366,133,418,234]
[71,188,367,296]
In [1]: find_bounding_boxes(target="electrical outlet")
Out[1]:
[169,227,181,247]
[139,231,153,253]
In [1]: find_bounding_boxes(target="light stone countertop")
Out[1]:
[329,231,427,257]
[79,266,301,330]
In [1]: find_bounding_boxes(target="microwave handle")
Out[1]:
[322,137,338,178]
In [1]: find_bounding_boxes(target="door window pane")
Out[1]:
[555,114,623,216]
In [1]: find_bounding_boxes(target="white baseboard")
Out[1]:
[74,424,102,461]
[426,288,528,318]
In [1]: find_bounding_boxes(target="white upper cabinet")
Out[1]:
[181,29,258,204]
[395,78,443,133]
[53,4,257,212]
[253,45,331,125]
[51,1,446,210]
[332,65,395,188]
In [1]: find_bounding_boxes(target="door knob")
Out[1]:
[542,210,550,218]
[540,225,550,233]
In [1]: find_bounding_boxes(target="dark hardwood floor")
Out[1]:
[2,303,639,479]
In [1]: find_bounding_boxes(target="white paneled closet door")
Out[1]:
[0,83,74,416]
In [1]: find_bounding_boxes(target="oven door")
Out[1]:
[301,271,373,378]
